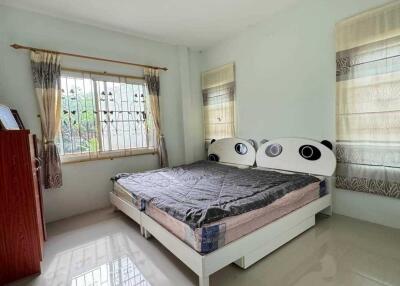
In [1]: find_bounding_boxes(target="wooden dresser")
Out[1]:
[0,130,46,285]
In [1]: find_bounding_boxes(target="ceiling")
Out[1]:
[0,0,299,50]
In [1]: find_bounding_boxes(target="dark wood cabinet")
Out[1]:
[0,130,45,285]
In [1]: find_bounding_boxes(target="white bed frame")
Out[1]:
[110,192,331,286]
[110,137,336,286]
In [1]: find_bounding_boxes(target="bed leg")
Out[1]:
[199,275,209,286]
[144,229,152,239]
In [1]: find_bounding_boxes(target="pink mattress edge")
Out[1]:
[145,181,321,252]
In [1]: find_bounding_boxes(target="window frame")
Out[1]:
[201,63,236,146]
[59,70,156,164]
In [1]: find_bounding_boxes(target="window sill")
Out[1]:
[61,148,157,164]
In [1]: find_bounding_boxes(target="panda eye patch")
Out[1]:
[265,144,282,157]
[299,145,321,161]
[208,154,219,162]
[235,143,248,155]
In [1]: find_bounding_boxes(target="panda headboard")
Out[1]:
[256,138,336,176]
[208,138,256,167]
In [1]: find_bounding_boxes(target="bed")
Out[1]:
[110,137,336,286]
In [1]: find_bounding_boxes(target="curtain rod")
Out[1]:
[10,43,168,71]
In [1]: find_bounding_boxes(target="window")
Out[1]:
[58,71,155,163]
[335,1,400,198]
[201,63,235,145]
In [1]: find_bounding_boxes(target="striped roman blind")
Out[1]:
[202,63,235,145]
[335,2,400,198]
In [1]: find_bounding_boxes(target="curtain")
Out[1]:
[31,51,63,189]
[335,2,400,198]
[202,83,235,141]
[144,67,168,167]
[202,63,235,144]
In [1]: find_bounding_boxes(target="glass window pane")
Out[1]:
[58,73,150,156]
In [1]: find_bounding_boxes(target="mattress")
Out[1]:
[113,161,326,253]
[114,161,321,229]
[149,181,324,253]
[113,180,138,205]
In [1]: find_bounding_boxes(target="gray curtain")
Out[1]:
[31,51,63,189]
[335,2,400,198]
[144,68,169,167]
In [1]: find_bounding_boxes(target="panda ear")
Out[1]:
[321,140,333,150]
[260,139,269,145]
[210,139,216,144]
[247,139,257,150]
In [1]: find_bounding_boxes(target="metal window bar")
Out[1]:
[104,81,113,151]
[130,83,139,148]
[73,77,83,153]
[94,79,104,154]
[139,84,145,148]
[65,78,75,152]
[138,84,145,147]
[133,84,141,148]
[124,81,133,150]
[117,80,127,150]
[81,76,90,155]
[111,81,120,151]
[142,84,150,148]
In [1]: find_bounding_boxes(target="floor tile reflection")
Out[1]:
[71,256,151,286]
[7,208,400,286]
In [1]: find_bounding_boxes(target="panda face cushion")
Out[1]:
[256,138,336,176]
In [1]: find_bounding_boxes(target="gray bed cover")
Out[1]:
[114,161,320,229]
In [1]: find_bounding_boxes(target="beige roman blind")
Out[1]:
[335,1,400,198]
[202,63,235,144]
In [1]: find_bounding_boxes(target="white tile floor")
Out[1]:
[8,209,400,286]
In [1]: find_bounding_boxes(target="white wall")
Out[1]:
[0,5,188,222]
[2,1,398,228]
[198,0,400,229]
[179,47,205,163]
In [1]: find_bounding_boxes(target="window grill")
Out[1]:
[58,71,155,162]
[71,255,151,286]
